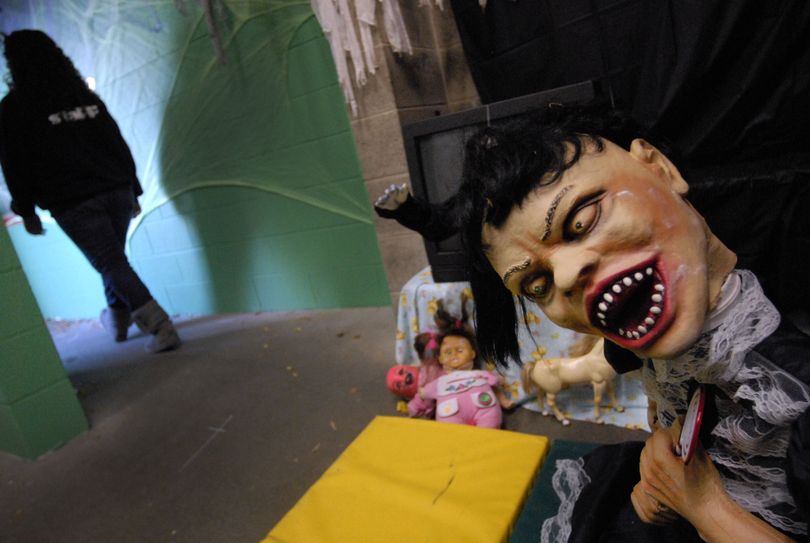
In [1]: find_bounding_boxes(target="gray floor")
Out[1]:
[0,307,648,543]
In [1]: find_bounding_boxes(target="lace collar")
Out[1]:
[645,270,810,535]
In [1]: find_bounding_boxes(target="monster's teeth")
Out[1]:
[596,266,665,339]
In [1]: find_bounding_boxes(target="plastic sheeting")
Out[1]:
[0,0,375,236]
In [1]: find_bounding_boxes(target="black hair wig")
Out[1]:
[456,102,653,368]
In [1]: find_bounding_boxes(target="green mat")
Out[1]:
[509,440,600,543]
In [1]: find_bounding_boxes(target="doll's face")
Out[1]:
[386,365,419,398]
[483,139,718,359]
[439,335,476,371]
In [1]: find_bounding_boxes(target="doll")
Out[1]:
[418,301,513,429]
[385,330,444,418]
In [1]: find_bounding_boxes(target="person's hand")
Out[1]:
[132,198,142,218]
[22,215,45,235]
[374,183,409,210]
[632,419,726,527]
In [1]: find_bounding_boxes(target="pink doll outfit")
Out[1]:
[422,370,502,428]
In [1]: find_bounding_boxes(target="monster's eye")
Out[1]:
[524,275,550,300]
[564,195,602,239]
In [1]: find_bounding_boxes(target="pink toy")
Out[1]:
[422,368,503,428]
[416,299,512,428]
[386,365,420,399]
[385,331,446,418]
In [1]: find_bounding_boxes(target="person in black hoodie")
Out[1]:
[0,29,180,353]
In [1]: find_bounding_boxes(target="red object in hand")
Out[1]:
[679,386,705,464]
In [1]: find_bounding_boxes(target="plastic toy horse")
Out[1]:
[521,335,624,425]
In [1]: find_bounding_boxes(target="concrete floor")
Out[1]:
[0,307,648,543]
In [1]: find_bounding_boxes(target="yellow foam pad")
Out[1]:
[264,416,549,543]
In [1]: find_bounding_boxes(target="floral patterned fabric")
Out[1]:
[395,267,648,429]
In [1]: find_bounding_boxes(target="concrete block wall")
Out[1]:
[0,224,87,459]
[350,3,480,307]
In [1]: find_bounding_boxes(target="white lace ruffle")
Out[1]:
[541,458,591,543]
[644,270,810,535]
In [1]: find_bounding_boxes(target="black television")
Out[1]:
[401,81,598,283]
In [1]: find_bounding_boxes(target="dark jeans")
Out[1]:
[53,187,152,312]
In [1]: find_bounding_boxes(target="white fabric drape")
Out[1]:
[311,0,445,115]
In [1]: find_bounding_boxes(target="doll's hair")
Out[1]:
[456,102,664,368]
[413,331,439,361]
[432,298,480,368]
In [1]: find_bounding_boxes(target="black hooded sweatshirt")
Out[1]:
[0,89,142,217]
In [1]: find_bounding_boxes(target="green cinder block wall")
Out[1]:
[0,224,88,459]
[129,183,389,316]
[3,9,389,319]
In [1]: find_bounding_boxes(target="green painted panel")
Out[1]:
[132,254,185,287]
[290,84,348,141]
[142,216,202,254]
[318,132,364,182]
[0,405,28,459]
[164,278,261,315]
[234,190,357,235]
[0,269,43,340]
[288,15,324,47]
[166,186,254,216]
[8,379,88,459]
[309,265,389,307]
[0,327,66,404]
[319,224,389,266]
[7,225,105,319]
[287,32,339,98]
[253,272,317,310]
[0,225,20,273]
[128,227,155,259]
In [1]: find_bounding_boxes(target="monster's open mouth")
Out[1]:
[589,260,667,345]
[404,373,414,386]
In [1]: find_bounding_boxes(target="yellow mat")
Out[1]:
[264,416,549,543]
